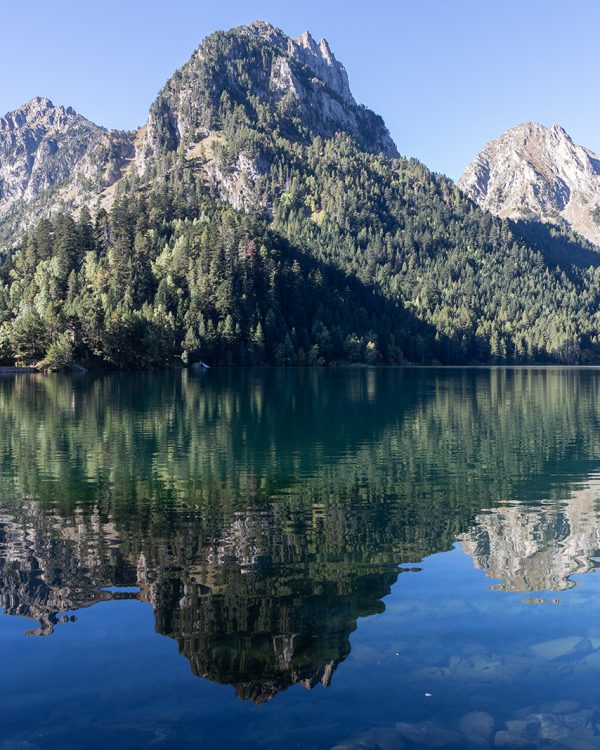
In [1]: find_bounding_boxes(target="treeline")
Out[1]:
[0,184,425,368]
[264,136,600,365]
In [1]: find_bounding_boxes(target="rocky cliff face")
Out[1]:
[136,21,397,176]
[458,122,600,246]
[0,97,135,244]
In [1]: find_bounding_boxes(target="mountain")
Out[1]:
[2,22,600,369]
[458,122,600,246]
[0,96,135,244]
[0,22,396,242]
[136,21,398,184]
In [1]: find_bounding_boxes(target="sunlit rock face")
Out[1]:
[136,21,397,172]
[458,122,600,246]
[460,479,600,592]
[134,20,398,209]
[0,97,135,243]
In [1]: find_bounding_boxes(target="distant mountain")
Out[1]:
[459,122,600,246]
[0,96,135,244]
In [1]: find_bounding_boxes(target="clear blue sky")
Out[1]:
[2,0,599,180]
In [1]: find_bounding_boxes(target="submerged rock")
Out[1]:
[459,711,495,746]
[538,699,581,714]
[331,726,406,750]
[395,721,460,747]
[530,636,587,660]
[366,728,406,750]
[492,703,600,748]
[493,731,535,748]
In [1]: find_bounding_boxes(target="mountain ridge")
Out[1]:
[458,121,600,246]
[0,21,397,246]
[0,95,136,243]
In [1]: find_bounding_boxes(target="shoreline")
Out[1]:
[0,366,39,374]
[5,363,600,375]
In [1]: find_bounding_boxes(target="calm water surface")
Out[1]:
[2,368,600,749]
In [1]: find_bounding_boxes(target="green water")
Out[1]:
[1,368,600,748]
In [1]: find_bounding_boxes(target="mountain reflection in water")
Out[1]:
[461,478,600,593]
[2,368,600,747]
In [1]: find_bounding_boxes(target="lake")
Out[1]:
[1,368,600,749]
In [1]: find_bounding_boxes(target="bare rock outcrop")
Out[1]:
[458,122,600,246]
[0,97,135,243]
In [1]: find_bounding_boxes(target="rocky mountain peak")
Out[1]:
[238,20,289,51]
[0,97,135,245]
[136,21,397,184]
[18,95,53,115]
[240,22,343,77]
[549,122,570,139]
[15,95,54,115]
[0,98,103,207]
[292,29,353,104]
[240,20,348,101]
[1,21,398,246]
[458,122,600,246]
[295,29,318,49]
[1,96,79,132]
